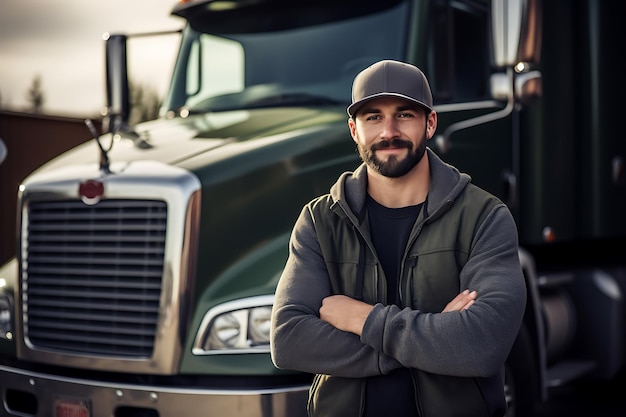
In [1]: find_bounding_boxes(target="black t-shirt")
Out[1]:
[364,196,423,417]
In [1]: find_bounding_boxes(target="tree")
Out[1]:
[129,81,161,124]
[26,75,45,113]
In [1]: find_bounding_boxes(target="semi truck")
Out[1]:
[1,0,625,416]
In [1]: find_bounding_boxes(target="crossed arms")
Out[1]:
[320,290,477,336]
[270,204,526,379]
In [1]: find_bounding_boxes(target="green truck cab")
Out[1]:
[1,1,625,416]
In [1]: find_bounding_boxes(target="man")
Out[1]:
[270,60,526,417]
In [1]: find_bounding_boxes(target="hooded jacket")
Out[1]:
[271,148,526,417]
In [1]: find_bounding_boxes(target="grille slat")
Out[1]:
[26,266,163,278]
[28,310,157,324]
[27,276,162,290]
[27,255,165,266]
[28,244,165,255]
[28,223,167,232]
[23,199,167,358]
[27,235,166,243]
[27,330,155,348]
[27,298,158,313]
[29,320,156,337]
[27,288,161,301]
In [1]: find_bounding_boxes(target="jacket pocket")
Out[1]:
[413,370,505,417]
[308,374,364,417]
[408,249,464,312]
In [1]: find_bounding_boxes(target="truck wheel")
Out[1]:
[504,323,538,417]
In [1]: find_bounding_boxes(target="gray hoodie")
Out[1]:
[271,148,526,416]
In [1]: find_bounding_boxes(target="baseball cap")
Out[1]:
[347,60,433,118]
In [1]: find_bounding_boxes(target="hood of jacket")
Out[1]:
[329,147,472,224]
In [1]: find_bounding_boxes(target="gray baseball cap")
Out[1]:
[347,60,433,118]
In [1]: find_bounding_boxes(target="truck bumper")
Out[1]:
[0,365,309,417]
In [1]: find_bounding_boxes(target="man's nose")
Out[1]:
[380,118,401,139]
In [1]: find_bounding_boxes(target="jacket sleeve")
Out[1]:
[360,204,527,377]
[270,204,403,377]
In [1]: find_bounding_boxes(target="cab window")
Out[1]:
[426,0,490,104]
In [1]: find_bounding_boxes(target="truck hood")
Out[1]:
[30,107,346,178]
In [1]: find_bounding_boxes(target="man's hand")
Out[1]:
[442,289,477,312]
[320,290,477,335]
[320,295,373,336]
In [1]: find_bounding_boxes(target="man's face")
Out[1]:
[349,97,436,178]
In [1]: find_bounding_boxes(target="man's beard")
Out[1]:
[357,133,427,178]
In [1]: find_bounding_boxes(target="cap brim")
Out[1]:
[347,92,432,117]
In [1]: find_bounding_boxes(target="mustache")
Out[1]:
[371,138,413,151]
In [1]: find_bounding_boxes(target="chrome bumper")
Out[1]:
[0,365,309,417]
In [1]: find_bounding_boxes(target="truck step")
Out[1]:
[547,360,596,387]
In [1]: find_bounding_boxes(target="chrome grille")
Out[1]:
[23,199,167,358]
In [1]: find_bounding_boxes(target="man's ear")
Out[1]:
[426,111,438,139]
[348,118,358,143]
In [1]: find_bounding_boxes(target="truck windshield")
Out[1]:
[162,1,410,115]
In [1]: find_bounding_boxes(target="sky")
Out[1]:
[0,0,185,117]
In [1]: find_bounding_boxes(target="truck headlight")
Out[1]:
[0,290,13,341]
[193,295,273,354]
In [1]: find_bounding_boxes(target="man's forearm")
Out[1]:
[319,295,374,335]
[319,290,478,336]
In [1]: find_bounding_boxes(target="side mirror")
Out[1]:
[104,33,130,131]
[491,70,542,103]
[491,0,542,68]
[0,138,6,166]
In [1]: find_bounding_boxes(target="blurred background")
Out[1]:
[0,0,183,118]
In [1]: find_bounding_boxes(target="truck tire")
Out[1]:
[504,322,538,417]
